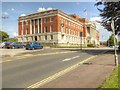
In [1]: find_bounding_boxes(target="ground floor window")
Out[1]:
[51,35,53,40]
[35,36,37,41]
[31,36,33,41]
[45,35,47,40]
[61,35,64,40]
[39,36,41,40]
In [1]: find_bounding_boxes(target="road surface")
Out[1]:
[2,49,108,88]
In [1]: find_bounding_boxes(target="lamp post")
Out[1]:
[111,19,118,67]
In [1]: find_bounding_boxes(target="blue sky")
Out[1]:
[2,2,111,41]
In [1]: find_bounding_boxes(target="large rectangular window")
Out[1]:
[50,25,53,32]
[50,17,53,22]
[35,19,38,25]
[44,26,48,33]
[44,18,47,23]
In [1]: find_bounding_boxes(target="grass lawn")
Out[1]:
[101,65,119,89]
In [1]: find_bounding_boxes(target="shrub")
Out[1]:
[87,44,94,47]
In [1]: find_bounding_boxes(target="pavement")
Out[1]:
[41,51,117,88]
[0,47,114,58]
[0,47,50,58]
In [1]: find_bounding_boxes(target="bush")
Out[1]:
[87,44,94,47]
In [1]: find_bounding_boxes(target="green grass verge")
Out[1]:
[101,65,119,89]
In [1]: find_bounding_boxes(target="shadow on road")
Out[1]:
[59,48,120,57]
[60,48,120,65]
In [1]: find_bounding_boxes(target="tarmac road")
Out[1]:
[2,49,108,88]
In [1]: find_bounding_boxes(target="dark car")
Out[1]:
[26,42,43,50]
[118,46,120,50]
[5,42,25,49]
[4,42,12,48]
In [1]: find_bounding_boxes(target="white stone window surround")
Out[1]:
[44,18,47,23]
[45,35,47,40]
[44,27,46,33]
[50,17,53,22]
[50,25,53,32]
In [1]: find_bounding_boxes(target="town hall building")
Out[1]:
[18,9,99,46]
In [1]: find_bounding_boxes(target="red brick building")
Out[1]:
[18,9,99,46]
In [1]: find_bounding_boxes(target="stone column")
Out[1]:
[21,21,24,42]
[34,19,35,34]
[30,20,32,34]
[41,18,42,33]
[38,19,39,33]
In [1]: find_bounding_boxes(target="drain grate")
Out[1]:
[83,62,92,65]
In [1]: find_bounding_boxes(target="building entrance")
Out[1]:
[35,36,37,41]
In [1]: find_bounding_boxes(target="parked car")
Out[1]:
[109,46,119,49]
[0,42,6,48]
[4,42,12,48]
[5,42,25,49]
[25,42,43,50]
[119,46,120,50]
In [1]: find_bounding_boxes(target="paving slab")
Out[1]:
[41,52,115,88]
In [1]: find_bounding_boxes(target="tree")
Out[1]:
[8,38,18,42]
[107,34,117,46]
[95,1,120,34]
[0,31,9,42]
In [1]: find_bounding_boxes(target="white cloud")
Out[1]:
[20,14,26,16]
[37,7,53,12]
[47,7,53,10]
[11,8,15,11]
[90,16,111,41]
[37,8,46,12]
[90,17,103,31]
[3,12,9,15]
[13,32,18,37]
[90,16,102,22]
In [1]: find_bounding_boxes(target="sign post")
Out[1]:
[80,32,83,50]
[111,19,118,66]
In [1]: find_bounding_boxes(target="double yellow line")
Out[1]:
[24,55,97,89]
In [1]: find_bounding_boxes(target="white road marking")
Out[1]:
[72,56,79,59]
[62,58,71,61]
[25,55,98,89]
[62,56,79,62]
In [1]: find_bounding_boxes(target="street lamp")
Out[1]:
[110,18,119,67]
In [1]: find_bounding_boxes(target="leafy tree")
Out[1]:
[8,38,18,42]
[0,31,9,42]
[95,1,120,34]
[107,34,117,46]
